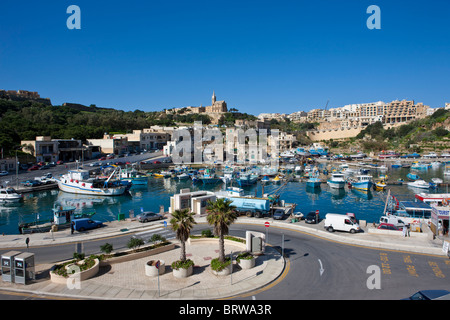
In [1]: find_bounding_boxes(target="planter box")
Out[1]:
[145,260,165,277]
[211,262,233,276]
[100,242,176,267]
[50,258,100,285]
[173,265,193,278]
[238,257,255,270]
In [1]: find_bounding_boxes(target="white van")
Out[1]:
[379,215,407,228]
[324,214,361,234]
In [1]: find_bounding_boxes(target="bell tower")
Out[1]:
[212,91,216,105]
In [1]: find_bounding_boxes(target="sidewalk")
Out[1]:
[0,216,447,300]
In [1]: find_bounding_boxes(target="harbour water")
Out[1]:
[0,164,448,235]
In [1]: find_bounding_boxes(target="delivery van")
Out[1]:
[73,218,103,232]
[379,215,407,228]
[324,213,361,234]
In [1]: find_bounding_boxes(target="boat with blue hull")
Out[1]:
[236,173,258,187]
[348,175,373,191]
[407,173,420,181]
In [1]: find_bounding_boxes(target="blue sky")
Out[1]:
[1,1,449,114]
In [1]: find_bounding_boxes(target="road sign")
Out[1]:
[155,260,160,269]
[264,221,270,228]
[163,220,167,228]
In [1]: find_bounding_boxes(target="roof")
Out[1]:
[399,201,432,211]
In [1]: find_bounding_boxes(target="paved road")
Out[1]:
[0,223,448,300]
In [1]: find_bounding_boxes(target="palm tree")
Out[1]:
[206,198,238,263]
[170,208,196,262]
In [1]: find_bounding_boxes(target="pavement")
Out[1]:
[0,215,448,300]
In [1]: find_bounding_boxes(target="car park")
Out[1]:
[136,211,163,223]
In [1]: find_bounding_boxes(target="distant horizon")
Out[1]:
[1,1,449,114]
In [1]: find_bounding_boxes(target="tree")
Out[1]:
[170,208,196,262]
[206,198,238,263]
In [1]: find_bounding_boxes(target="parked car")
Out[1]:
[0,171,9,176]
[99,157,106,161]
[39,165,50,170]
[136,211,163,223]
[377,223,401,231]
[56,160,64,165]
[273,209,286,220]
[72,218,103,232]
[305,211,319,224]
[404,290,450,300]
[28,165,40,171]
[153,160,161,164]
[23,180,42,187]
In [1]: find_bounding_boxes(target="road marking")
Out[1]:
[379,253,391,275]
[428,261,445,278]
[318,259,324,276]
[403,255,419,277]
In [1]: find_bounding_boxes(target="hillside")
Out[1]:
[344,108,450,154]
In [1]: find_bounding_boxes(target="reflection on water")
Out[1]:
[0,165,447,234]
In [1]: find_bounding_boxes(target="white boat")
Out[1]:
[0,186,22,203]
[430,161,441,168]
[327,173,346,189]
[431,178,443,184]
[406,180,430,189]
[423,152,438,159]
[415,192,450,204]
[280,151,295,158]
[215,187,245,198]
[175,173,190,180]
[56,169,127,196]
[120,168,148,185]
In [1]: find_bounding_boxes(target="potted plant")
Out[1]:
[236,251,255,269]
[206,198,238,275]
[170,208,196,278]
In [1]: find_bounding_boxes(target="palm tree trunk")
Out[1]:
[180,240,186,261]
[219,234,225,263]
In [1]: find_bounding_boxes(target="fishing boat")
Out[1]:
[56,168,127,196]
[348,175,373,191]
[430,161,441,168]
[18,205,95,234]
[374,180,387,191]
[391,161,402,168]
[120,168,148,185]
[406,173,420,181]
[406,180,430,189]
[199,169,222,185]
[154,171,171,178]
[236,173,258,187]
[431,178,443,184]
[327,173,346,189]
[444,165,450,176]
[175,173,190,180]
[411,162,430,170]
[306,173,322,188]
[0,186,22,203]
[215,187,245,198]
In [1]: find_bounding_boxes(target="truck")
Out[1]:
[324,213,361,234]
[227,197,271,218]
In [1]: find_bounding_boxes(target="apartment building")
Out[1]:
[21,136,84,162]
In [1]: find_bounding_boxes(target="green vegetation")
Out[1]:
[354,109,450,153]
[210,257,231,272]
[52,254,98,278]
[171,259,194,270]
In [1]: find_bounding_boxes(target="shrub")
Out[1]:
[201,229,213,237]
[100,243,113,254]
[171,259,194,270]
[210,257,231,271]
[127,237,145,251]
[236,252,254,263]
